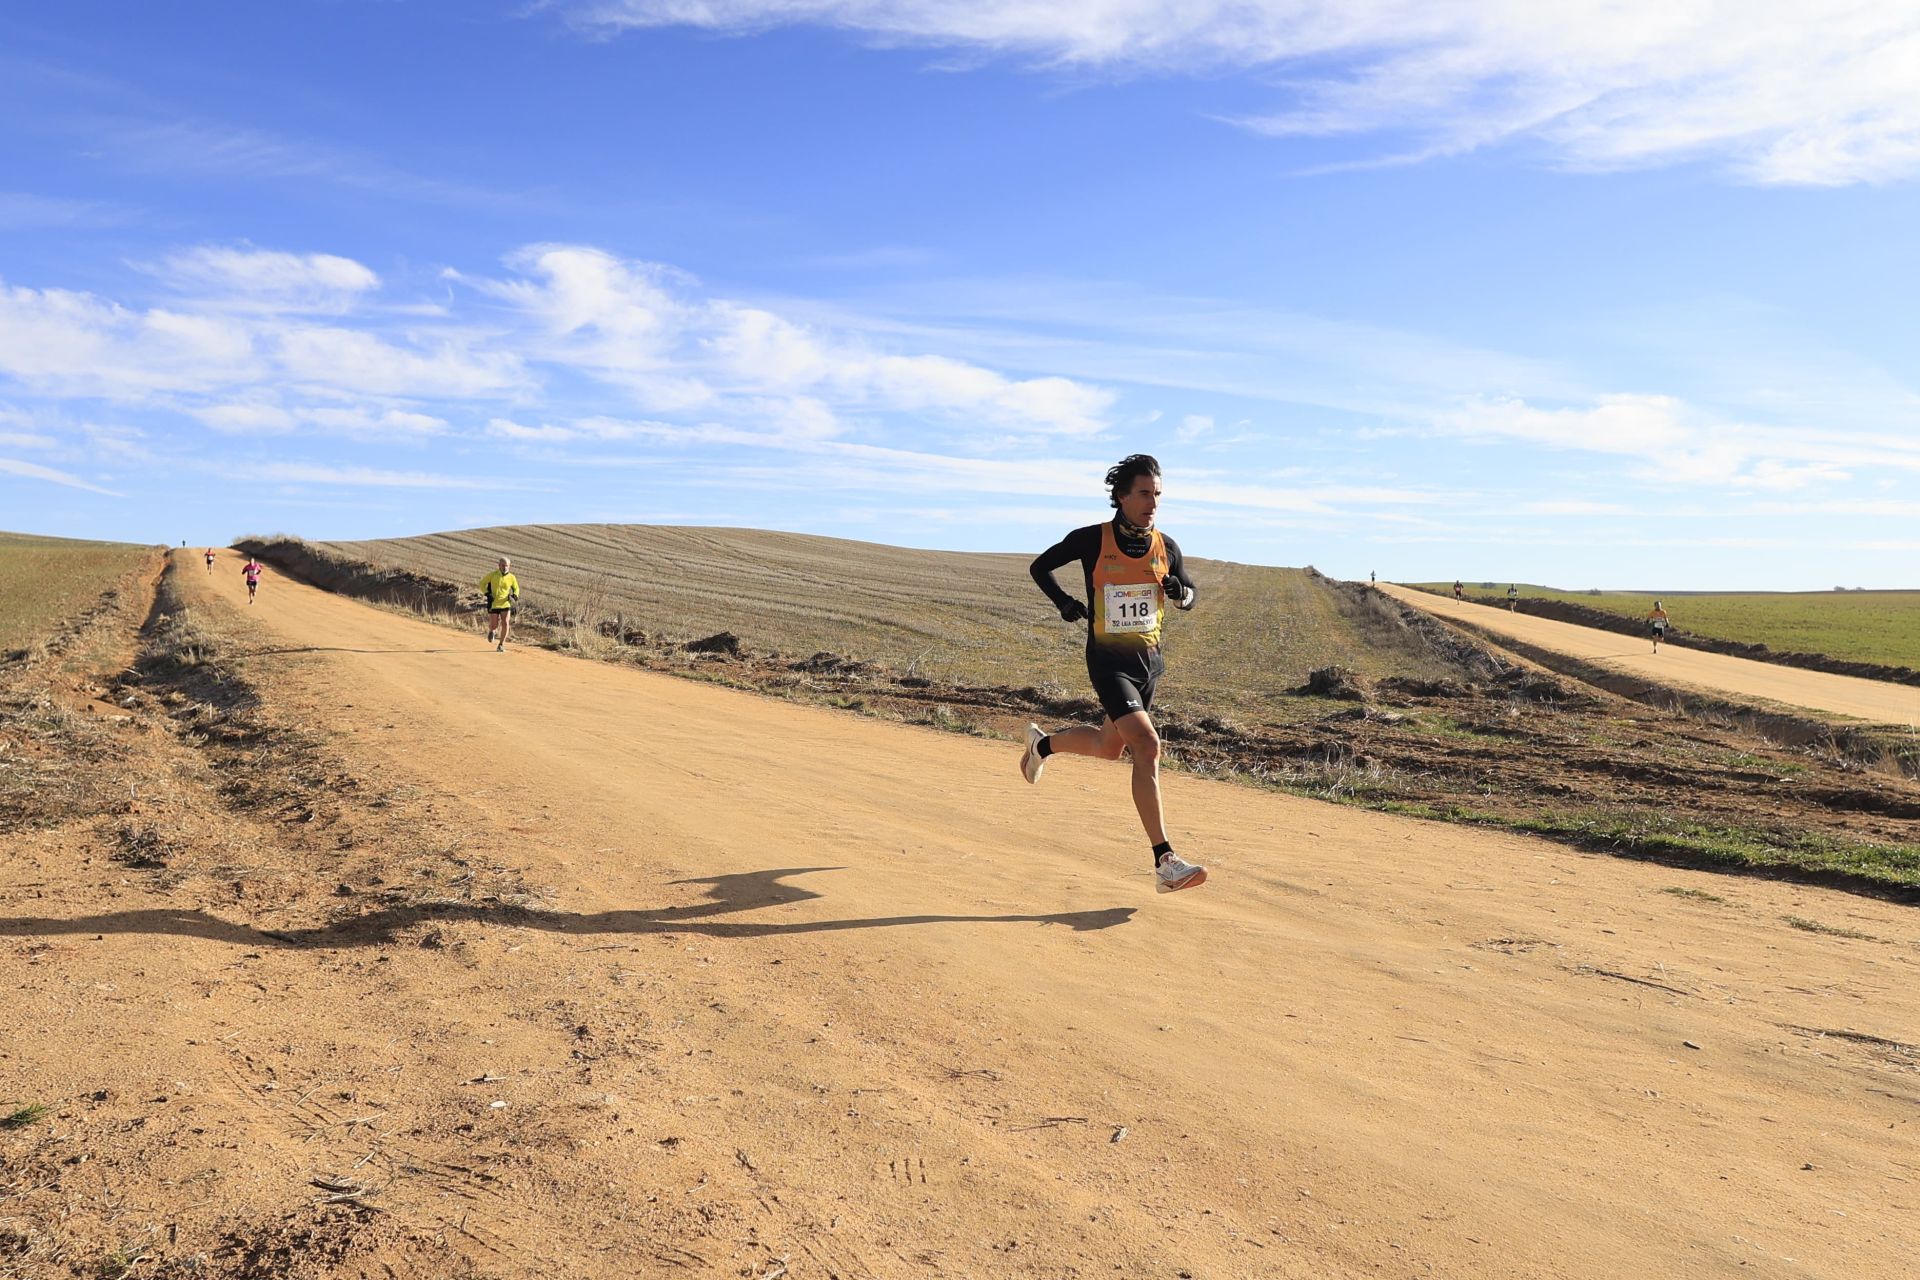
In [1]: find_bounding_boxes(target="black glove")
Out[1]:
[1058,598,1088,624]
[1161,574,1189,605]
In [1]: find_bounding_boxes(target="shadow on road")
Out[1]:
[240,646,472,657]
[0,866,1136,948]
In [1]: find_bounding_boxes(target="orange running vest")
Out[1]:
[1090,523,1170,652]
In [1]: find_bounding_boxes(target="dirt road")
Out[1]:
[8,551,1918,1278]
[1379,583,1920,725]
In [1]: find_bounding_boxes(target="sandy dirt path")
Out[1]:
[14,552,1915,1279]
[1378,583,1920,725]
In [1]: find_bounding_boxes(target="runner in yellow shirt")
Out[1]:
[479,557,520,652]
[1647,601,1670,654]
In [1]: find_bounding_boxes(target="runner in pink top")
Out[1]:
[242,558,263,605]
[204,548,216,574]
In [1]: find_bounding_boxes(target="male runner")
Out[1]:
[1019,454,1205,894]
[1647,601,1670,653]
[1453,579,1464,601]
[1507,584,1519,611]
[1369,570,1376,587]
[204,548,216,575]
[479,557,520,651]
[241,557,263,604]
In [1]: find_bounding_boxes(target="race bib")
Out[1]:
[1103,582,1159,634]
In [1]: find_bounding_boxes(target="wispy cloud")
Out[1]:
[244,462,517,490]
[459,244,1117,436]
[768,276,1580,417]
[562,2,1920,186]
[2,55,538,213]
[0,269,527,405]
[0,455,121,496]
[0,190,132,230]
[142,245,382,313]
[1436,393,1920,490]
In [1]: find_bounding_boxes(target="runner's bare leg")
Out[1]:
[1043,711,1167,845]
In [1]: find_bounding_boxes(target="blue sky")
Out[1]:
[3,1,1918,588]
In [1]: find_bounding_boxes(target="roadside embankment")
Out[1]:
[1423,587,1920,687]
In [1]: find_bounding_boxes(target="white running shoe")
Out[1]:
[1154,853,1207,893]
[1019,722,1046,784]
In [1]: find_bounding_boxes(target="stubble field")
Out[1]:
[325,523,1461,724]
[0,531,154,654]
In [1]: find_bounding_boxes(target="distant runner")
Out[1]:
[241,557,263,605]
[1453,579,1464,601]
[1507,584,1519,611]
[1369,569,1376,587]
[479,557,521,652]
[204,548,216,575]
[1019,454,1205,894]
[1647,600,1670,654]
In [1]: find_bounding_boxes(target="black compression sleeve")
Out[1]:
[1029,526,1098,612]
[1163,536,1197,608]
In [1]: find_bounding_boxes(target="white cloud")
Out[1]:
[0,456,121,496]
[195,399,450,438]
[245,462,510,489]
[0,191,130,231]
[147,245,381,312]
[302,406,449,436]
[195,402,297,433]
[565,2,1920,185]
[1435,393,1920,490]
[485,415,663,443]
[0,280,264,396]
[1518,499,1632,516]
[275,327,527,398]
[469,245,1116,435]
[1176,413,1215,443]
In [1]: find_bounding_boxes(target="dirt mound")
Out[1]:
[1296,665,1369,700]
[684,629,744,656]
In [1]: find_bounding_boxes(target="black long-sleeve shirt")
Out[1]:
[1029,518,1196,647]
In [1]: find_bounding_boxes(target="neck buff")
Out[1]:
[1112,513,1153,556]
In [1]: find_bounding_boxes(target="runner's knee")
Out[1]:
[1117,723,1160,766]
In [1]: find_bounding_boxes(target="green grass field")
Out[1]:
[327,524,1459,724]
[0,531,152,652]
[1418,582,1920,669]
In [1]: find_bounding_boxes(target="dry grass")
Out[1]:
[0,531,151,654]
[325,524,1459,722]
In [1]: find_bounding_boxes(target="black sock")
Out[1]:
[1152,841,1173,866]
[1035,735,1054,759]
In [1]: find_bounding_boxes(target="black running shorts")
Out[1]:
[1087,646,1163,722]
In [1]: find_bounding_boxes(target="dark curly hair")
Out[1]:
[1105,454,1161,509]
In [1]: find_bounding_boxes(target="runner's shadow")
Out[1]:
[0,867,1136,948]
[241,646,471,656]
